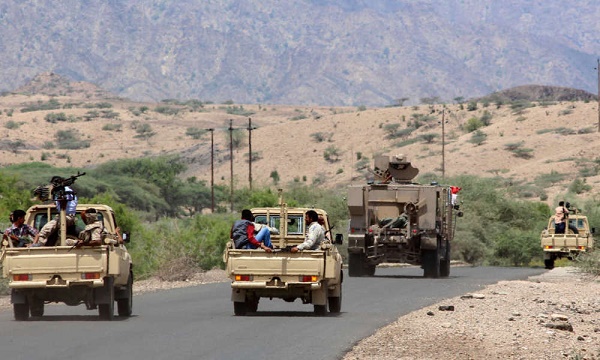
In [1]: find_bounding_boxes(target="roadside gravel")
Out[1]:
[343,266,600,360]
[1,267,598,359]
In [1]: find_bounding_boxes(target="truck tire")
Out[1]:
[247,297,259,313]
[117,271,133,317]
[233,301,248,316]
[348,253,365,277]
[440,241,451,278]
[544,259,555,270]
[30,297,44,317]
[314,304,327,316]
[99,277,115,320]
[328,284,342,313]
[14,303,30,321]
[422,248,441,278]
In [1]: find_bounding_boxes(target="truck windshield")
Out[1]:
[254,214,304,235]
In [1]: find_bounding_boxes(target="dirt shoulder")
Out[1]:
[343,267,600,360]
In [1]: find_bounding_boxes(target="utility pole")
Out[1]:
[597,59,600,132]
[229,119,234,212]
[441,108,445,179]
[206,128,215,213]
[247,118,256,190]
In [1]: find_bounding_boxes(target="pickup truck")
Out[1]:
[540,208,594,269]
[223,206,343,316]
[1,203,133,320]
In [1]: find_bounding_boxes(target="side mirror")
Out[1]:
[591,228,596,234]
[122,232,131,243]
[334,233,343,245]
[457,211,464,218]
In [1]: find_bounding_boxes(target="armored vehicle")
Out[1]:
[1,174,132,320]
[540,206,594,269]
[347,154,461,278]
[223,198,343,316]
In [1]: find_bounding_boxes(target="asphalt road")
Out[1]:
[0,266,546,360]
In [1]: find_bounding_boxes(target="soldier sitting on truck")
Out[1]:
[32,176,79,246]
[231,209,273,252]
[554,201,579,234]
[66,208,106,247]
[4,210,38,247]
[291,210,325,253]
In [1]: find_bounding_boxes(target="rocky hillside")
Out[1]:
[1,75,599,207]
[0,1,599,106]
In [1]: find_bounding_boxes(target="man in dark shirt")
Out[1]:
[231,209,272,252]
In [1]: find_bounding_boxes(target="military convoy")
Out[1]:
[0,175,133,321]
[347,154,461,278]
[223,198,344,316]
[540,205,594,269]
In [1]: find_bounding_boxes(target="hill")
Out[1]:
[0,1,599,106]
[0,75,598,207]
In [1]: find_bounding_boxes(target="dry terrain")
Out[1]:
[1,266,597,359]
[1,76,600,207]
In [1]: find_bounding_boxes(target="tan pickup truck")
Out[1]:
[540,208,594,269]
[223,206,343,316]
[1,204,133,320]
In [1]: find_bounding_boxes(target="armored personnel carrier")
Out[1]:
[346,154,462,278]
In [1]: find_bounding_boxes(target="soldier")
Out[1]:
[231,209,273,252]
[66,208,105,247]
[32,176,78,246]
[4,210,38,247]
[291,210,325,252]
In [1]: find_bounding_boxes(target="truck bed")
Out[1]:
[2,246,123,288]
[540,233,593,253]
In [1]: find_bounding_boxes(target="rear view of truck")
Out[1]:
[347,154,462,278]
[541,207,594,269]
[223,206,343,316]
[1,204,133,320]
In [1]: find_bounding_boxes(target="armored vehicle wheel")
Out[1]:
[365,265,376,277]
[30,297,44,317]
[99,277,115,320]
[328,284,342,313]
[117,271,133,317]
[348,253,365,277]
[14,303,30,321]
[314,304,327,316]
[423,248,441,278]
[233,301,248,316]
[544,259,555,270]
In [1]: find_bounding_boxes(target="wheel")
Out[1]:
[246,297,259,313]
[314,304,327,316]
[348,253,365,277]
[544,259,555,270]
[99,277,115,320]
[117,271,133,317]
[233,301,248,316]
[14,303,29,321]
[440,241,451,278]
[422,248,441,278]
[30,297,44,317]
[328,284,342,313]
[364,265,376,277]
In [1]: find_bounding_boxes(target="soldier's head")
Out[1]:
[241,209,254,221]
[9,209,26,224]
[305,210,319,225]
[558,201,565,207]
[81,208,98,224]
[50,176,65,186]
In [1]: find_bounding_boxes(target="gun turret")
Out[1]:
[371,154,419,183]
